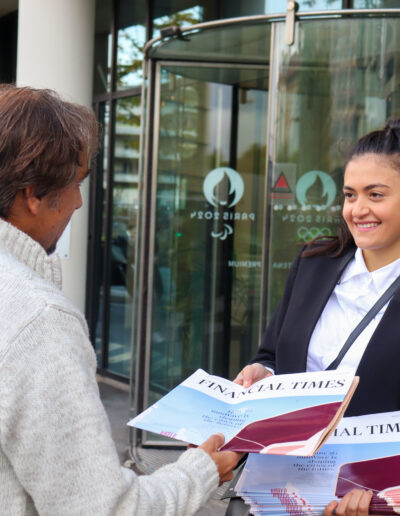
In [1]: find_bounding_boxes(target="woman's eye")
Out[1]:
[370,192,383,199]
[343,192,354,199]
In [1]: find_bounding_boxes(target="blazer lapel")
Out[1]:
[280,245,356,372]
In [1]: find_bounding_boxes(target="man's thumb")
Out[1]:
[200,433,225,453]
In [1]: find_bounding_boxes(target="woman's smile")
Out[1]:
[354,221,380,230]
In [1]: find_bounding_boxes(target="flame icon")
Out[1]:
[295,170,336,209]
[203,167,244,208]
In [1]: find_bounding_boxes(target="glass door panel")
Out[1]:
[146,63,269,416]
[107,96,141,377]
[266,16,400,319]
[92,96,141,379]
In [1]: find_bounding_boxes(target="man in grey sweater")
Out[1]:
[0,85,241,515]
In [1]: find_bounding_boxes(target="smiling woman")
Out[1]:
[232,119,400,514]
[234,118,400,414]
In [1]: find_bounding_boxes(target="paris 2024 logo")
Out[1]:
[201,167,248,240]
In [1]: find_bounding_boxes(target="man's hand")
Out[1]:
[233,363,273,388]
[324,489,373,516]
[199,433,243,485]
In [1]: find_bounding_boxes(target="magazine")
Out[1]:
[128,368,358,455]
[234,411,400,515]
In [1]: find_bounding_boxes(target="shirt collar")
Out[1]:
[340,247,400,294]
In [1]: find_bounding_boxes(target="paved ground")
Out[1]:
[98,377,230,515]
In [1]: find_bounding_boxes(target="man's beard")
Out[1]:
[46,243,57,255]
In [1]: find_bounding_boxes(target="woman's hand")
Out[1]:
[324,489,373,516]
[233,363,273,388]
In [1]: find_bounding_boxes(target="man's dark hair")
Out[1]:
[0,85,99,217]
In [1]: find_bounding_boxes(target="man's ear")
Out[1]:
[23,186,42,215]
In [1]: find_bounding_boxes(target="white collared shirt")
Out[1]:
[306,248,400,373]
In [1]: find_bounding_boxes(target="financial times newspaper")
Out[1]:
[128,369,358,455]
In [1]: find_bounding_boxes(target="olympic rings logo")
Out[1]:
[297,226,332,241]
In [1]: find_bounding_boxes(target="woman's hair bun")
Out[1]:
[384,119,400,133]
[346,118,400,163]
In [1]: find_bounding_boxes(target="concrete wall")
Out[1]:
[16,0,96,312]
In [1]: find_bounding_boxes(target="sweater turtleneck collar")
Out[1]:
[0,218,62,289]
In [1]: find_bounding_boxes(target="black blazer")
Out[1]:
[252,245,400,416]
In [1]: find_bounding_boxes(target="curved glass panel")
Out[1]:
[148,62,269,409]
[266,16,400,318]
[354,1,400,6]
[220,0,342,14]
[150,22,270,64]
[152,3,210,38]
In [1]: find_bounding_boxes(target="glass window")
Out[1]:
[354,1,400,6]
[299,0,342,9]
[116,0,147,90]
[94,102,110,363]
[107,96,141,377]
[220,0,342,17]
[152,1,218,36]
[92,96,140,378]
[150,21,270,64]
[93,0,113,95]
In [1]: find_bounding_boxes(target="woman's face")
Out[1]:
[343,153,400,271]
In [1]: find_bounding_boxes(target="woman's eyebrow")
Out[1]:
[343,183,390,190]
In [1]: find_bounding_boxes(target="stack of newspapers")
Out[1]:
[233,411,400,515]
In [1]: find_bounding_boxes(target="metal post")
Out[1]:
[285,1,299,46]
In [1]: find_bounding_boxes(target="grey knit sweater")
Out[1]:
[0,219,219,515]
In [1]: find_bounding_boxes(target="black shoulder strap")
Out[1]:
[326,274,400,370]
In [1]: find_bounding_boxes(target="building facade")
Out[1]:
[1,0,400,451]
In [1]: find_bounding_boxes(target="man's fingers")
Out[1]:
[219,471,234,484]
[199,433,225,454]
[213,451,242,485]
[324,500,338,516]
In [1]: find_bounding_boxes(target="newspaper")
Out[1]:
[128,368,358,455]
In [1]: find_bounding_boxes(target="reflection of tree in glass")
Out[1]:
[153,7,203,34]
[117,25,145,88]
[116,96,141,151]
[302,0,339,6]
[116,8,203,89]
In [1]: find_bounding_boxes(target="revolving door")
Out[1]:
[131,10,400,452]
